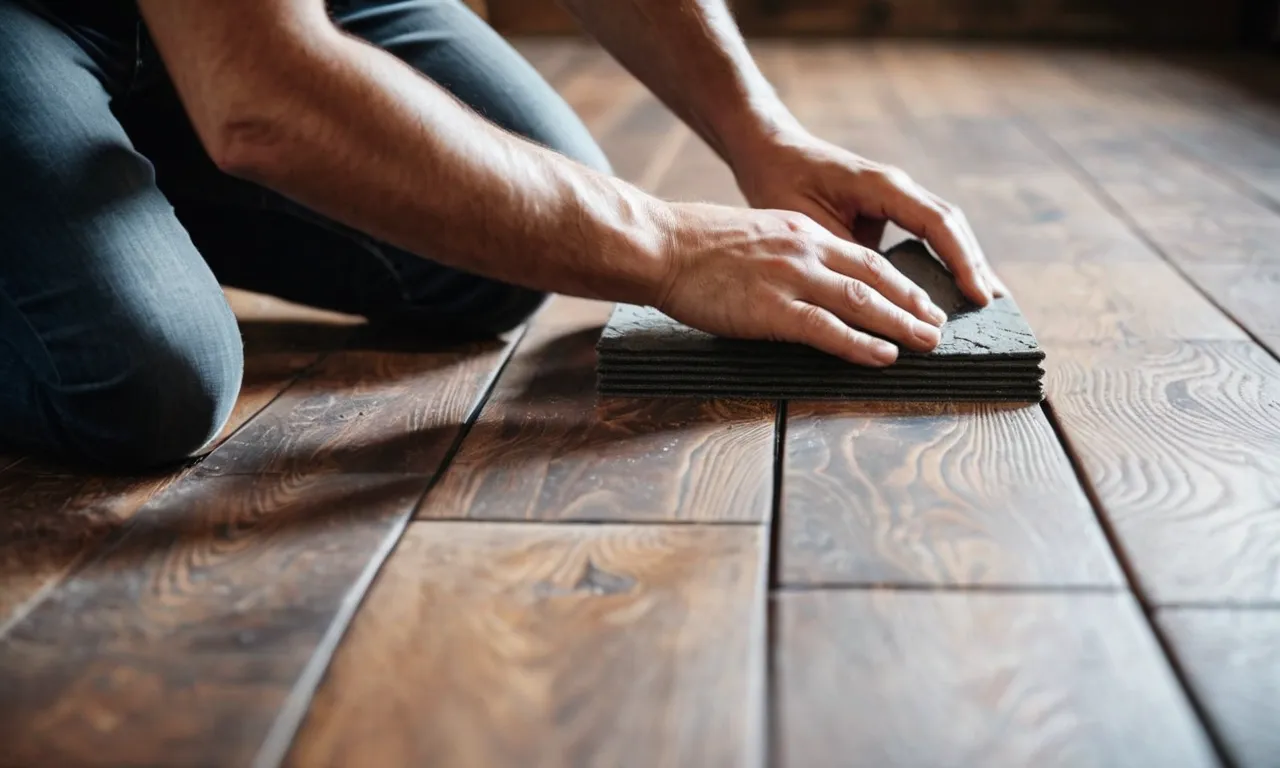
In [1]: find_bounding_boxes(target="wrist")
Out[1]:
[587,182,678,308]
[716,100,807,177]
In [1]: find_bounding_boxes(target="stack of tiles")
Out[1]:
[596,240,1045,402]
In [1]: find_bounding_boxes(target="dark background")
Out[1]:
[473,0,1280,46]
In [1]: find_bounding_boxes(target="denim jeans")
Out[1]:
[0,0,610,469]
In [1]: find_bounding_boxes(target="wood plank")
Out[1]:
[288,522,766,768]
[945,175,1153,265]
[421,297,775,522]
[779,401,1121,587]
[510,39,591,88]
[219,288,361,446]
[597,96,683,189]
[774,591,1216,768]
[1046,341,1280,603]
[1050,51,1280,206]
[0,473,174,634]
[1160,608,1280,768]
[998,261,1247,343]
[199,334,517,476]
[552,47,645,134]
[652,128,743,206]
[968,50,1280,355]
[1179,262,1280,358]
[0,473,430,767]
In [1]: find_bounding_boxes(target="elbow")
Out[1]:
[206,113,290,181]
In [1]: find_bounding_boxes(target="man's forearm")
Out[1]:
[140,0,668,304]
[559,0,801,166]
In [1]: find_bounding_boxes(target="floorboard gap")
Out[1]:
[1038,397,1238,768]
[764,400,787,768]
[1007,109,1280,367]
[252,322,530,768]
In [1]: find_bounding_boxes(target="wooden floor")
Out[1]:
[2,41,1280,767]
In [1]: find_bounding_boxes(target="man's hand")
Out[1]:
[732,129,1009,306]
[654,203,948,366]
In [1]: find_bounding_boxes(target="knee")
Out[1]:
[46,308,244,470]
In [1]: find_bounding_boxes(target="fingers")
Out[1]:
[923,190,1008,298]
[808,269,941,354]
[868,167,995,305]
[821,242,946,327]
[783,301,901,367]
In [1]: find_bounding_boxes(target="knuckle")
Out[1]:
[791,303,829,336]
[874,164,913,188]
[844,279,873,311]
[768,252,814,284]
[857,250,886,282]
[781,211,814,231]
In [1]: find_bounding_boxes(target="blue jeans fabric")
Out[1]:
[0,0,609,469]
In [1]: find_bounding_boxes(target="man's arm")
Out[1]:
[138,0,667,304]
[137,0,948,366]
[559,0,1008,304]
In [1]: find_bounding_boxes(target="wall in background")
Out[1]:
[485,0,1246,45]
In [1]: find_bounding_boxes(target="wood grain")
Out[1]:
[0,473,429,768]
[998,261,1247,343]
[421,297,775,522]
[218,288,361,446]
[1047,341,1280,603]
[946,175,1158,265]
[0,473,173,632]
[1179,263,1280,355]
[200,335,517,475]
[288,522,766,768]
[1160,608,1280,768]
[780,401,1121,587]
[774,591,1216,768]
[1048,51,1280,206]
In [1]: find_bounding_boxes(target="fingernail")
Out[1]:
[977,276,993,304]
[872,340,898,364]
[913,322,941,348]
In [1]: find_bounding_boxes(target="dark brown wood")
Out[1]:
[0,473,174,632]
[1047,51,1280,207]
[998,260,1248,343]
[288,522,766,768]
[0,473,429,768]
[218,288,360,446]
[1160,608,1280,768]
[421,297,775,522]
[733,0,1241,42]
[774,591,1217,768]
[487,0,578,35]
[1046,341,1280,604]
[200,335,517,476]
[969,50,1280,356]
[780,401,1121,587]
